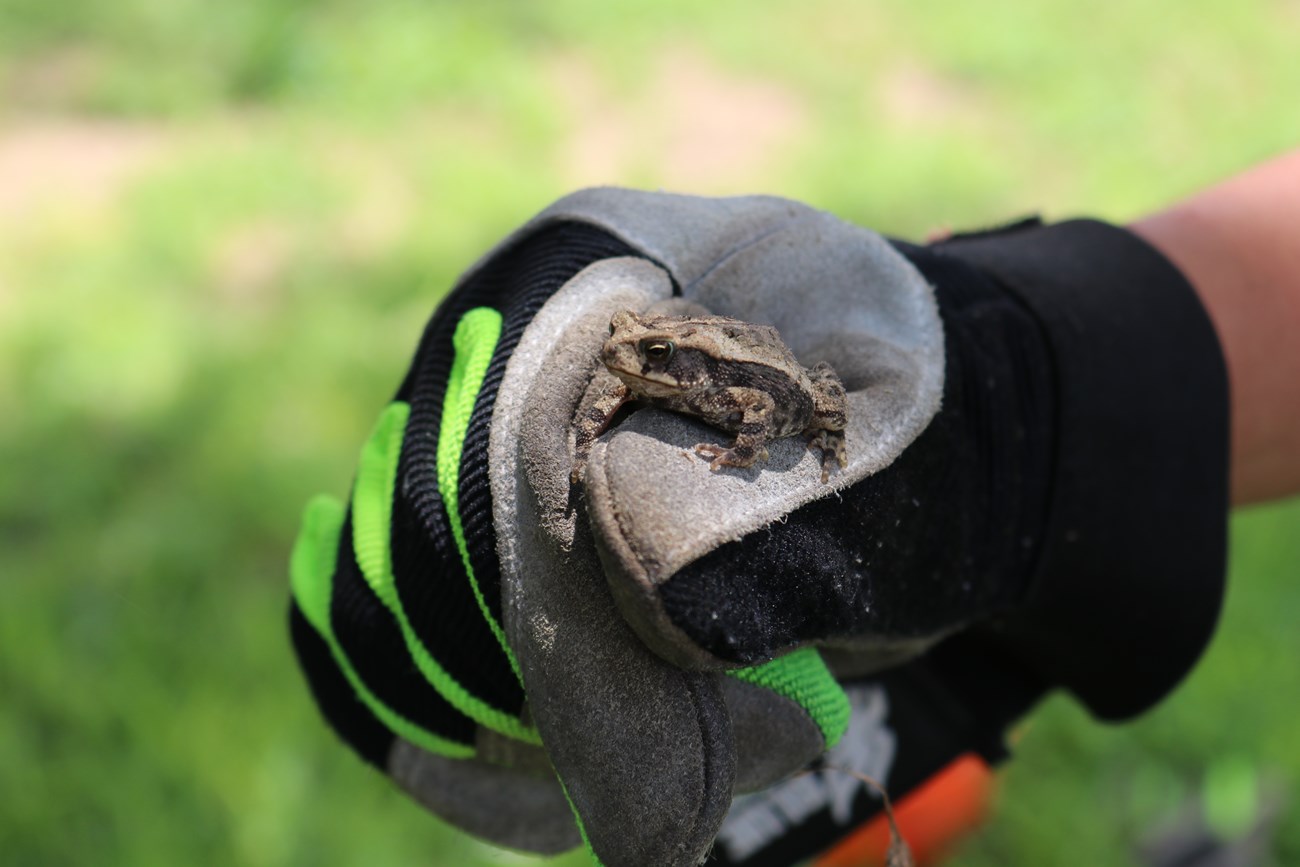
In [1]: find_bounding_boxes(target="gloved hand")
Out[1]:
[288,189,1229,866]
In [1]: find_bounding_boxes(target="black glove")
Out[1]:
[288,190,1229,866]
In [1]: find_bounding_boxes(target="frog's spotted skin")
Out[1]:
[572,309,848,483]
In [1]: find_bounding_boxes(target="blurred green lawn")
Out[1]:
[2,1,1298,864]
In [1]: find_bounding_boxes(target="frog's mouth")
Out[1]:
[607,366,682,399]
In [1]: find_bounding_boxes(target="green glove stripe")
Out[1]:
[436,306,523,682]
[290,495,348,630]
[290,494,475,759]
[352,399,540,745]
[558,777,607,867]
[727,648,851,749]
[352,402,408,611]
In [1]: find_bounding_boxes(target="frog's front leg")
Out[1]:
[571,368,632,485]
[693,389,775,472]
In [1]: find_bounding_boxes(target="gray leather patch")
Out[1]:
[724,676,825,794]
[490,258,735,866]
[388,738,580,855]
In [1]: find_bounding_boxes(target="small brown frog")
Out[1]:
[571,308,849,483]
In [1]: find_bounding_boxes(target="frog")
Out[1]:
[571,307,849,484]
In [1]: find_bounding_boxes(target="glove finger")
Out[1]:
[290,495,585,852]
[360,220,654,748]
[388,738,581,855]
[725,648,851,793]
[579,210,944,671]
[289,494,480,759]
[512,554,736,867]
[290,222,660,852]
[495,257,738,866]
[502,255,853,855]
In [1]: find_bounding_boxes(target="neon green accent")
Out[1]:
[291,495,349,631]
[290,494,475,760]
[351,399,540,745]
[558,777,606,867]
[352,402,408,610]
[727,648,851,748]
[436,307,524,681]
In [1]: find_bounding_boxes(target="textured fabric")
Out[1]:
[723,676,827,794]
[289,602,393,767]
[351,403,408,610]
[930,219,1230,720]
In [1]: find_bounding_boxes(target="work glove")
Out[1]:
[288,189,1229,866]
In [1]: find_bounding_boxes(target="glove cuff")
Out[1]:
[931,219,1230,720]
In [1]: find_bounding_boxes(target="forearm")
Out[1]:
[1129,149,1300,505]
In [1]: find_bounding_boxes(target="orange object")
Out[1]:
[814,754,994,867]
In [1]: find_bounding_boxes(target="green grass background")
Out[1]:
[1,1,1298,864]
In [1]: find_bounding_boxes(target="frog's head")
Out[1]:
[600,309,710,399]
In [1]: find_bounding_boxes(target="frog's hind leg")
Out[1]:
[694,438,769,471]
[806,429,847,483]
[693,389,773,472]
[806,361,849,482]
[808,361,848,429]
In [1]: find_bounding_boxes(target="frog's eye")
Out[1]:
[640,339,675,363]
[609,321,617,336]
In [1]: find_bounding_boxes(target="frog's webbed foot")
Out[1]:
[692,391,775,471]
[569,459,588,488]
[693,441,767,472]
[807,429,847,483]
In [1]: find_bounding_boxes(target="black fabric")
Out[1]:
[328,512,478,747]
[658,249,1057,663]
[386,491,524,714]
[934,219,1230,721]
[289,601,395,769]
[389,222,650,720]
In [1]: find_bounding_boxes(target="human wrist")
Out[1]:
[1130,151,1300,505]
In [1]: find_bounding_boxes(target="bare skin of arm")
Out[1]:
[1129,148,1300,506]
